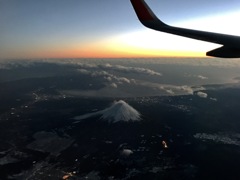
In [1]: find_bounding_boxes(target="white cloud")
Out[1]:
[106,73,133,85]
[0,60,36,70]
[76,62,97,69]
[91,70,109,77]
[210,97,217,101]
[76,62,162,76]
[77,69,91,75]
[100,63,162,76]
[50,61,214,98]
[77,66,135,87]
[166,89,175,95]
[117,77,131,84]
[197,75,208,80]
[137,81,205,96]
[176,85,194,95]
[121,149,133,157]
[62,80,206,98]
[197,91,208,98]
[104,76,112,82]
[110,83,118,88]
[4,58,240,71]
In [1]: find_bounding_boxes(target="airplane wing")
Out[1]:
[130,0,240,58]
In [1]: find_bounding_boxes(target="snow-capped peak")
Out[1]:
[74,100,141,123]
[101,100,141,123]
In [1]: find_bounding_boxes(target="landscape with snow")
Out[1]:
[0,58,240,179]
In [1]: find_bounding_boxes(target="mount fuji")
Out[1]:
[74,100,141,123]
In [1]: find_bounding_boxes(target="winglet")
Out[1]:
[130,0,157,21]
[130,0,167,28]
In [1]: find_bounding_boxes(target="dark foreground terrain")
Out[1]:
[0,60,240,179]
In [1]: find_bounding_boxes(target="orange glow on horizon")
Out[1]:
[1,28,213,60]
[1,38,206,59]
[4,48,206,59]
[62,39,207,59]
[27,47,206,59]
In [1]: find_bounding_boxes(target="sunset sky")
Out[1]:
[1,0,240,59]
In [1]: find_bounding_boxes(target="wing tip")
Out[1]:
[130,0,157,21]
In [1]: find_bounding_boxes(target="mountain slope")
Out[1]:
[74,100,141,123]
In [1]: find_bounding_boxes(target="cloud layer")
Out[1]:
[62,61,208,98]
[75,62,162,91]
[2,59,238,98]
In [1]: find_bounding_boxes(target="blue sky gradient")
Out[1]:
[1,0,240,59]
